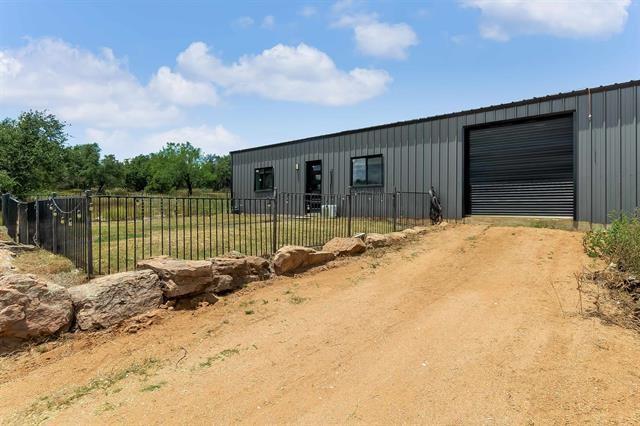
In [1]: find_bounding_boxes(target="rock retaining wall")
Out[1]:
[0,225,433,345]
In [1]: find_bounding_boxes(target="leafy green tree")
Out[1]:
[64,143,101,189]
[96,154,125,191]
[203,154,232,191]
[0,110,67,196]
[147,142,204,195]
[123,155,152,192]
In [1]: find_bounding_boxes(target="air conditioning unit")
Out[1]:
[321,204,337,218]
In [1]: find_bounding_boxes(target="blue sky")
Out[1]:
[1,0,638,159]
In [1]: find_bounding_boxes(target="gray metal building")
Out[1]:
[231,80,640,226]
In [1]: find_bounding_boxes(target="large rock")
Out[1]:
[386,232,408,243]
[0,274,73,340]
[69,270,162,331]
[137,256,213,298]
[322,237,366,257]
[0,249,14,274]
[210,255,269,293]
[272,246,335,275]
[365,233,391,248]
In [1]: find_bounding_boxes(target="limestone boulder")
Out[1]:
[365,233,391,248]
[69,270,162,331]
[209,255,271,293]
[272,246,335,275]
[322,237,366,257]
[0,274,73,340]
[387,232,408,243]
[137,256,213,298]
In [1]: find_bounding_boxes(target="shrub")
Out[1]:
[583,210,640,275]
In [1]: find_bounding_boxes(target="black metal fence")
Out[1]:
[1,190,433,276]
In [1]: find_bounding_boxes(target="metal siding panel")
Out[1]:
[621,86,636,214]
[516,105,527,118]
[506,107,516,120]
[485,109,496,123]
[591,91,607,224]
[606,89,621,218]
[540,101,551,114]
[528,102,540,117]
[431,120,440,199]
[577,94,592,223]
[552,99,564,112]
[457,115,466,219]
[408,123,417,193]
[495,108,506,122]
[398,126,410,191]
[448,117,457,220]
[565,96,576,111]
[439,119,448,217]
[394,126,402,191]
[424,122,432,200]
[416,123,424,193]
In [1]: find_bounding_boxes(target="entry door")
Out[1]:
[305,160,322,212]
[466,115,574,217]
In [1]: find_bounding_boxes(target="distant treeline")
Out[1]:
[0,111,231,197]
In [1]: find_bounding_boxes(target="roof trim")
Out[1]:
[230,79,640,155]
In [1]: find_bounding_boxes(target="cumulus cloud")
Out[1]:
[0,38,181,128]
[148,66,218,106]
[462,0,631,41]
[261,15,276,29]
[233,16,254,29]
[177,42,391,106]
[333,12,418,60]
[299,6,317,17]
[142,125,244,154]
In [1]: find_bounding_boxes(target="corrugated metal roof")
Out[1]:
[231,79,639,154]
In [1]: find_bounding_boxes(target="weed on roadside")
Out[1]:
[196,348,240,370]
[14,358,162,423]
[140,381,167,393]
[244,309,254,315]
[288,294,307,305]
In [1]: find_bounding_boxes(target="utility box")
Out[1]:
[321,204,337,218]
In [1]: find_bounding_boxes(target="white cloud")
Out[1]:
[233,16,254,29]
[333,12,418,60]
[299,6,317,17]
[261,15,275,29]
[143,125,244,155]
[0,38,181,128]
[462,0,631,41]
[149,66,218,106]
[177,42,391,106]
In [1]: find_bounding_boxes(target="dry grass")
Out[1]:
[12,249,87,287]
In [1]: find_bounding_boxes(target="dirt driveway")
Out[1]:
[1,224,639,424]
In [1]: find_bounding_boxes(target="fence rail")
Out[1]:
[1,190,434,276]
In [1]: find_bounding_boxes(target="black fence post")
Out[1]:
[85,190,94,277]
[347,186,352,237]
[392,188,398,232]
[271,187,278,255]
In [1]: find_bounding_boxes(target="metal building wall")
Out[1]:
[232,81,639,225]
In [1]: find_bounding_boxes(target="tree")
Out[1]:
[0,110,67,196]
[147,142,204,195]
[203,154,231,191]
[123,155,151,192]
[64,143,101,189]
[96,154,124,191]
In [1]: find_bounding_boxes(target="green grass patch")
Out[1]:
[583,211,640,275]
[15,357,161,422]
[197,348,240,369]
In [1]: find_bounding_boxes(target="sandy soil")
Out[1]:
[1,224,639,425]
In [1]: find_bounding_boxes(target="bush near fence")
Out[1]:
[1,190,434,276]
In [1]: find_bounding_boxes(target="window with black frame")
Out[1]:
[254,167,274,191]
[351,155,383,187]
